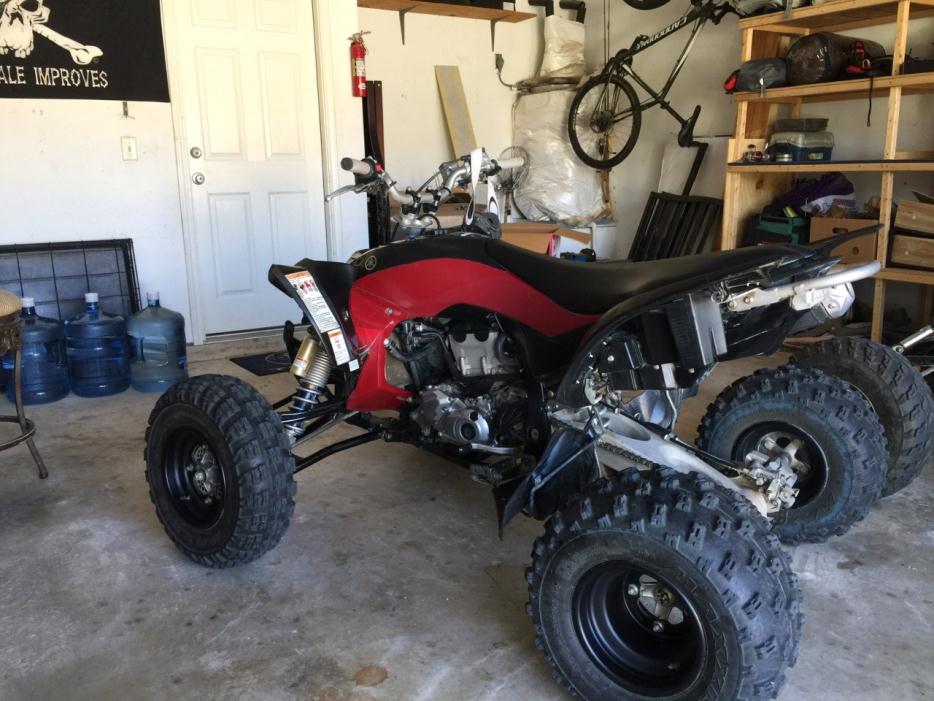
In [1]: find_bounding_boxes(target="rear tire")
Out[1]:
[793,337,934,496]
[568,74,642,170]
[144,374,296,568]
[527,468,802,700]
[696,366,886,545]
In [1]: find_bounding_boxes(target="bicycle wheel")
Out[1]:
[623,0,673,9]
[568,74,642,170]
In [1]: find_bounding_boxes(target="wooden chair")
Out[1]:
[0,291,49,479]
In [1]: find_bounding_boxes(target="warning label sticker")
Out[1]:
[327,329,351,366]
[285,271,339,333]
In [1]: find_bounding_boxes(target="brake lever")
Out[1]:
[324,184,359,202]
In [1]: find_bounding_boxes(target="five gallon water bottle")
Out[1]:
[65,293,131,398]
[1,297,70,405]
[127,292,188,392]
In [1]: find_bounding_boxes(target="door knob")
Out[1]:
[192,172,205,185]
[190,146,203,159]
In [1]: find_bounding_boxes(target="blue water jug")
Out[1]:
[127,292,188,393]
[65,293,131,398]
[1,297,70,405]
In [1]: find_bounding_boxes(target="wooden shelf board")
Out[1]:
[727,160,934,173]
[877,267,934,284]
[739,0,934,32]
[357,0,536,23]
[732,71,934,103]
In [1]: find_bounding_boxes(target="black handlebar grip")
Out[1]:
[341,157,375,177]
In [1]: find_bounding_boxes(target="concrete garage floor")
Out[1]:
[0,347,932,701]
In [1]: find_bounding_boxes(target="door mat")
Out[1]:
[229,351,292,377]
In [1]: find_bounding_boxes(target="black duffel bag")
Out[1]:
[785,32,885,85]
[724,58,788,93]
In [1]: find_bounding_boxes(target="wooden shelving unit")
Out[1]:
[720,0,934,340]
[357,1,536,47]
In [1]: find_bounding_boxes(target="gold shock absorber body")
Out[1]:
[284,334,334,437]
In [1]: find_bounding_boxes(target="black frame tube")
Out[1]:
[293,431,381,474]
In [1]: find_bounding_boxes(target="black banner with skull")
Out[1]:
[0,0,169,101]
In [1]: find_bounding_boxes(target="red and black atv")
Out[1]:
[145,151,888,700]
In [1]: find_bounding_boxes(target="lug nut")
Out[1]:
[652,621,665,634]
[627,584,640,597]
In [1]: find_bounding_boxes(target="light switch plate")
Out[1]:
[121,136,138,161]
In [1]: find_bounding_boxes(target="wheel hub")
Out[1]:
[590,110,613,133]
[631,577,686,628]
[187,445,220,500]
[163,430,226,528]
[756,431,811,476]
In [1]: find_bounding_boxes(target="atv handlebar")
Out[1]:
[340,157,375,177]
[332,152,525,210]
[495,157,526,171]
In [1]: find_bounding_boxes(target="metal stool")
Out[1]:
[0,291,48,479]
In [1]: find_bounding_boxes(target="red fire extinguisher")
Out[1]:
[349,31,370,98]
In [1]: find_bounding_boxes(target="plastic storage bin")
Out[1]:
[127,292,188,393]
[65,293,131,398]
[1,297,70,405]
[767,131,835,162]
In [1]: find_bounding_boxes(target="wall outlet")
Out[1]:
[121,136,138,161]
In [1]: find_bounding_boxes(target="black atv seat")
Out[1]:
[486,240,811,315]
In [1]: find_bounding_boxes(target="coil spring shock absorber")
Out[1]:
[282,333,333,439]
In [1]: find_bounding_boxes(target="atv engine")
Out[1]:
[448,329,520,378]
[394,320,526,453]
[411,386,493,447]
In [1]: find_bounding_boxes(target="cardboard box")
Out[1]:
[500,223,592,256]
[809,218,877,264]
[895,200,934,235]
[890,233,934,270]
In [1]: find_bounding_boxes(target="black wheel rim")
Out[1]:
[734,422,829,509]
[162,428,227,528]
[572,561,707,696]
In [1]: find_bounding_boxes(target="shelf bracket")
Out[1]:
[490,17,503,51]
[397,5,417,45]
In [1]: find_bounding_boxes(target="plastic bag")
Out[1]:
[513,89,605,226]
[540,15,586,79]
[785,32,885,85]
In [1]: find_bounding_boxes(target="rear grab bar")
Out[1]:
[723,260,881,313]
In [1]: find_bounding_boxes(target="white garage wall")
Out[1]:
[1,99,193,330]
[581,4,934,256]
[0,0,367,343]
[358,1,545,186]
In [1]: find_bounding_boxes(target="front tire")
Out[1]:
[568,74,642,170]
[527,468,802,700]
[144,374,296,568]
[696,366,886,545]
[793,337,934,496]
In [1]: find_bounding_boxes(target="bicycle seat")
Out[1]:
[486,240,812,315]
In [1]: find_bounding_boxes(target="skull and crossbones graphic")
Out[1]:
[0,0,102,64]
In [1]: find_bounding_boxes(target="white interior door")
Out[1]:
[169,0,328,336]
